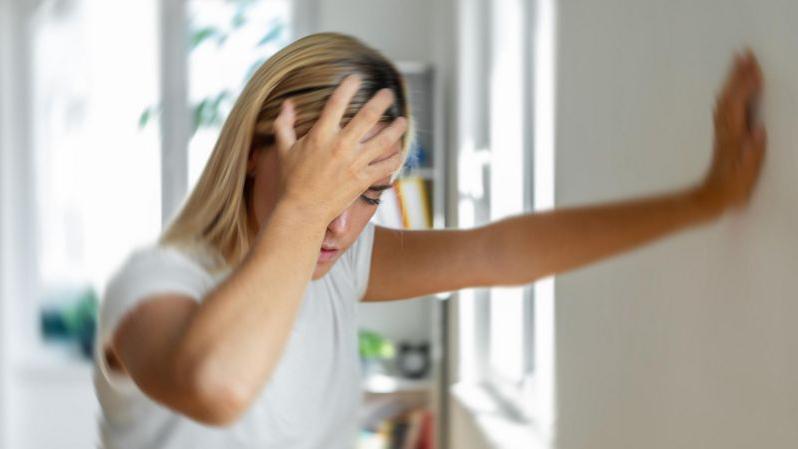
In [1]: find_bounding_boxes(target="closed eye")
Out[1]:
[360,195,381,206]
[360,183,393,206]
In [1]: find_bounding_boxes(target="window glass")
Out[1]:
[32,0,161,303]
[186,0,292,188]
[487,0,526,384]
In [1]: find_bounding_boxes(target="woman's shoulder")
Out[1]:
[121,242,212,276]
[105,242,221,303]
[132,235,234,271]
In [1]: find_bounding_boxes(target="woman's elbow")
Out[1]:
[185,375,252,427]
[166,358,256,427]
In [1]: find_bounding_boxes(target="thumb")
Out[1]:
[751,125,767,173]
[743,125,767,167]
[741,125,767,198]
[274,99,296,156]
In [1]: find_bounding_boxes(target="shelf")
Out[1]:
[405,167,435,180]
[363,373,433,394]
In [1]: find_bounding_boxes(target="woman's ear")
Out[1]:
[246,148,260,177]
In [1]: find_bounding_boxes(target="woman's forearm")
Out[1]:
[480,184,725,286]
[172,198,327,417]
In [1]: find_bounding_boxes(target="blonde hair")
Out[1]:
[160,32,415,271]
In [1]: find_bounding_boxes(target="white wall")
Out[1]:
[0,0,11,444]
[554,1,798,448]
[317,0,433,63]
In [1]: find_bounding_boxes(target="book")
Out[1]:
[394,176,432,229]
[418,409,435,449]
[391,418,409,449]
[378,420,394,448]
[357,430,389,449]
[401,409,425,449]
[373,176,433,230]
[360,404,433,449]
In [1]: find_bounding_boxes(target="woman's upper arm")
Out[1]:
[108,294,198,400]
[362,225,491,302]
[96,246,211,409]
[107,294,244,425]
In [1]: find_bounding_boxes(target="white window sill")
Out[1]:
[451,382,549,449]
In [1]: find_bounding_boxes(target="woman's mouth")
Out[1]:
[318,246,339,263]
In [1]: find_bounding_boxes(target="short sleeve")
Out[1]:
[346,220,377,301]
[95,245,213,389]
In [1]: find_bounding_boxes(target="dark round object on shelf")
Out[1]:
[396,342,430,379]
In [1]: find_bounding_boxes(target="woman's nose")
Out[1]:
[327,209,350,235]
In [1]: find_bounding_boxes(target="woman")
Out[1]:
[94,32,765,448]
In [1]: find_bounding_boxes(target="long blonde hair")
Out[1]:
[160,32,415,271]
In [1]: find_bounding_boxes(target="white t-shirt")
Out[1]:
[93,221,376,449]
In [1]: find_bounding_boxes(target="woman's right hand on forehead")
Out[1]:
[272,74,407,224]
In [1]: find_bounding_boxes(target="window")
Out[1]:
[30,0,161,350]
[455,0,556,428]
[21,0,293,359]
[486,0,528,388]
[186,0,292,188]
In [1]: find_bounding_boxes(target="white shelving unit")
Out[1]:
[363,373,434,395]
[357,62,450,448]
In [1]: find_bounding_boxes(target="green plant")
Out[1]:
[138,0,286,135]
[359,329,396,360]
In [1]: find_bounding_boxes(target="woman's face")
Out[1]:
[247,121,400,280]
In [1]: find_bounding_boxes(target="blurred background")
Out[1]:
[1,0,797,448]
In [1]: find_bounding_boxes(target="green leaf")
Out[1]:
[212,90,233,112]
[190,26,225,50]
[138,109,151,129]
[138,105,160,129]
[191,92,233,134]
[256,23,284,47]
[358,329,395,360]
[231,5,248,29]
[192,99,210,135]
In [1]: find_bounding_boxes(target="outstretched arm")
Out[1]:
[364,51,765,301]
[470,185,721,288]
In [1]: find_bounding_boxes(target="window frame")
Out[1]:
[483,0,536,421]
[454,0,554,430]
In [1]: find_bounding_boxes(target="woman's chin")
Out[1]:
[311,260,334,280]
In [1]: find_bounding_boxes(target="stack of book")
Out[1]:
[357,408,435,449]
[374,175,432,229]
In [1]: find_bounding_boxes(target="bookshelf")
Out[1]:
[357,62,448,449]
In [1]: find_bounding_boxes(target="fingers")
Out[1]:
[356,116,408,166]
[716,50,764,138]
[362,150,403,182]
[274,99,297,156]
[747,125,767,163]
[741,125,767,201]
[315,74,362,134]
[341,88,397,144]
